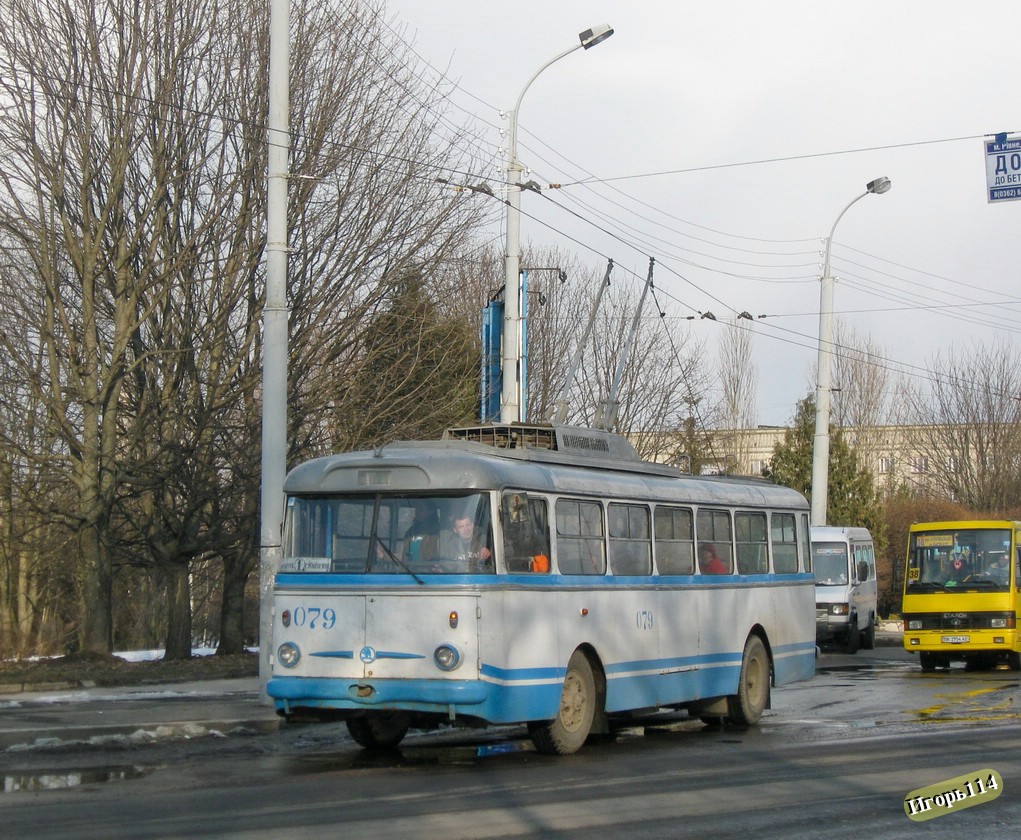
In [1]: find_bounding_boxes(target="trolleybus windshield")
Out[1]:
[282,492,493,575]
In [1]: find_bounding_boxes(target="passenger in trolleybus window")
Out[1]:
[698,542,728,575]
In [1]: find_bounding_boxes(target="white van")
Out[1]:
[811,526,878,653]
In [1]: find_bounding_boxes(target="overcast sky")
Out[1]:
[381,0,1021,426]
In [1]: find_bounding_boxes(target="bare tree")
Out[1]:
[904,340,1021,510]
[830,319,890,446]
[0,276,76,656]
[718,318,758,430]
[566,277,709,461]
[0,0,490,657]
[0,0,203,653]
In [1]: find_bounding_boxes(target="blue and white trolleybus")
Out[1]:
[268,424,815,754]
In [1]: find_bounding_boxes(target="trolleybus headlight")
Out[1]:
[434,644,462,671]
[907,620,922,630]
[277,642,301,668]
[990,617,1008,629]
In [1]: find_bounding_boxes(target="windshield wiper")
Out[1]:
[375,538,425,585]
[908,582,945,592]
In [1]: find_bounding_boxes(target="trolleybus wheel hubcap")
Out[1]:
[561,671,587,730]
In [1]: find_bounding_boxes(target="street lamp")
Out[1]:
[500,24,614,424]
[810,176,891,526]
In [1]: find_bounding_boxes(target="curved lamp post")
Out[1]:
[500,24,614,423]
[810,176,891,526]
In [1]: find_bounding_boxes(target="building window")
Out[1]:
[911,456,929,474]
[879,456,893,474]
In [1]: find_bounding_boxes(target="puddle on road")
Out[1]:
[287,718,745,774]
[2,764,153,793]
[910,682,1021,724]
[291,738,536,772]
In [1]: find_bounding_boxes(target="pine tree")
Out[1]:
[335,272,480,449]
[764,396,886,549]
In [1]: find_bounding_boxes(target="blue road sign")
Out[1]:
[985,133,1021,203]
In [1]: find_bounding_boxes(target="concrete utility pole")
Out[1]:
[810,176,891,527]
[259,0,290,697]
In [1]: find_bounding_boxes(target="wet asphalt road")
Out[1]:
[1,638,1019,838]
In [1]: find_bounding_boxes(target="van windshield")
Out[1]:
[813,543,848,585]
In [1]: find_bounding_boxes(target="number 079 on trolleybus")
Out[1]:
[267,424,817,754]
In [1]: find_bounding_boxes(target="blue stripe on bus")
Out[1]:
[480,663,565,682]
[481,647,774,683]
[267,645,817,723]
[276,572,815,587]
[771,640,817,655]
[268,675,490,706]
[310,651,354,659]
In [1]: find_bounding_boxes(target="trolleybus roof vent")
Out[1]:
[443,423,642,462]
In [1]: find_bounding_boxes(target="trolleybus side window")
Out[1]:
[696,508,734,574]
[608,503,652,576]
[556,498,606,575]
[770,513,799,574]
[801,514,811,572]
[654,506,694,575]
[502,492,551,573]
[735,511,769,575]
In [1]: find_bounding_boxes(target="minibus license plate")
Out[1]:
[941,634,970,644]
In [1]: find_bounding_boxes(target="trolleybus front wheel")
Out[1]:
[529,650,598,755]
[345,711,411,750]
[727,635,770,726]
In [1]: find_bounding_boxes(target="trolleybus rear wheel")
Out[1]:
[345,711,411,750]
[727,635,770,726]
[529,650,597,755]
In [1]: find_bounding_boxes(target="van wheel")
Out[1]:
[861,615,876,650]
[843,622,860,654]
[727,635,770,726]
[529,650,598,755]
[345,711,410,750]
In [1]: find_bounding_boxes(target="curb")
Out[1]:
[0,716,281,752]
[0,681,98,696]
